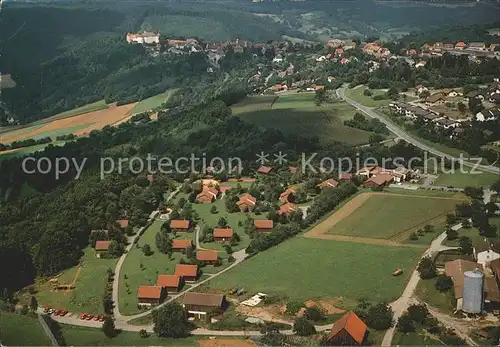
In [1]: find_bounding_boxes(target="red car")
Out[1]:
[85,315,94,320]
[80,313,87,320]
[59,310,68,316]
[93,315,100,321]
[53,309,61,316]
[98,315,105,322]
[43,306,51,313]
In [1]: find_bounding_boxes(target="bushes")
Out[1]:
[293,317,316,336]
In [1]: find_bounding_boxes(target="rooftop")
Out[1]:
[156,275,181,288]
[183,292,224,307]
[137,285,162,299]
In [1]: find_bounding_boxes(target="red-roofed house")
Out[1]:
[156,275,182,292]
[254,220,273,232]
[137,286,165,307]
[278,203,298,216]
[317,178,339,190]
[213,228,233,242]
[455,41,467,50]
[257,166,274,174]
[288,166,298,174]
[219,185,231,194]
[196,250,218,265]
[196,187,218,204]
[279,186,297,203]
[326,311,367,346]
[172,239,193,253]
[237,194,256,212]
[363,173,393,189]
[116,219,129,229]
[170,220,191,232]
[95,240,111,258]
[146,174,154,184]
[175,264,199,283]
[339,172,353,181]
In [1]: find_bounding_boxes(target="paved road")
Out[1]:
[113,186,181,321]
[337,87,500,175]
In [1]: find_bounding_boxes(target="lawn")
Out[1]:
[415,278,456,315]
[17,248,117,315]
[128,89,176,115]
[434,170,499,188]
[233,94,379,146]
[118,220,186,315]
[393,328,445,346]
[194,199,251,252]
[443,218,500,248]
[344,86,392,107]
[61,324,199,346]
[0,312,51,346]
[329,194,461,240]
[207,237,423,303]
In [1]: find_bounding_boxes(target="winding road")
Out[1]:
[337,87,500,175]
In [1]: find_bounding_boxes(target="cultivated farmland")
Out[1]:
[305,192,463,242]
[232,93,381,146]
[207,237,422,303]
[1,103,136,144]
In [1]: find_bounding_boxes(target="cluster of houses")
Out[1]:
[355,165,413,189]
[93,219,129,258]
[389,102,463,131]
[443,239,500,312]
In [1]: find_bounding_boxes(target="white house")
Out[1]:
[315,55,327,62]
[126,32,160,44]
[416,85,428,95]
[272,55,283,63]
[476,108,500,122]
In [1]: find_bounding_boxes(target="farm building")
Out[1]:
[317,178,339,189]
[363,174,393,189]
[170,220,191,232]
[279,186,297,203]
[237,194,257,212]
[175,264,199,283]
[137,286,165,307]
[474,241,500,266]
[445,259,481,310]
[156,274,182,293]
[172,239,194,253]
[183,292,227,321]
[94,240,111,258]
[257,166,274,175]
[116,219,129,229]
[278,203,298,216]
[196,187,218,204]
[326,311,367,346]
[254,220,273,232]
[196,250,219,265]
[213,228,233,242]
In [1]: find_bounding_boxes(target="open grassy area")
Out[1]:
[129,89,176,115]
[119,220,186,315]
[393,328,445,345]
[329,193,461,240]
[54,100,109,119]
[232,94,379,146]
[208,237,422,303]
[0,141,67,160]
[195,199,251,252]
[345,86,392,107]
[415,278,456,315]
[17,248,117,315]
[61,324,199,346]
[434,170,499,188]
[0,312,51,346]
[443,218,500,248]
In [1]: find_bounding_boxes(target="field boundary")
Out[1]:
[303,192,463,245]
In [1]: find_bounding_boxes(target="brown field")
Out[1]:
[1,103,136,143]
[198,339,258,347]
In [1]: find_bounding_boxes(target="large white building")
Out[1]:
[126,32,160,44]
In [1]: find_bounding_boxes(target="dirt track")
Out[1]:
[303,192,463,247]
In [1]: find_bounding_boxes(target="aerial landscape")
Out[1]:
[1,0,500,346]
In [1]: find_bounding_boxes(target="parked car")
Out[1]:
[48,309,55,315]
[43,306,51,313]
[98,315,105,322]
[53,309,62,316]
[80,313,87,320]
[59,310,68,316]
[85,315,94,320]
[93,315,100,321]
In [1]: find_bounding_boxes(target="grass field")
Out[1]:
[232,94,380,146]
[393,328,445,346]
[128,89,176,115]
[415,278,456,315]
[119,220,186,315]
[344,86,392,107]
[0,313,51,346]
[195,199,251,252]
[54,100,109,119]
[324,192,461,240]
[434,170,499,188]
[61,324,199,346]
[0,141,67,160]
[17,248,117,315]
[208,237,422,303]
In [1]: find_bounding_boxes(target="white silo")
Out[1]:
[462,269,484,314]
